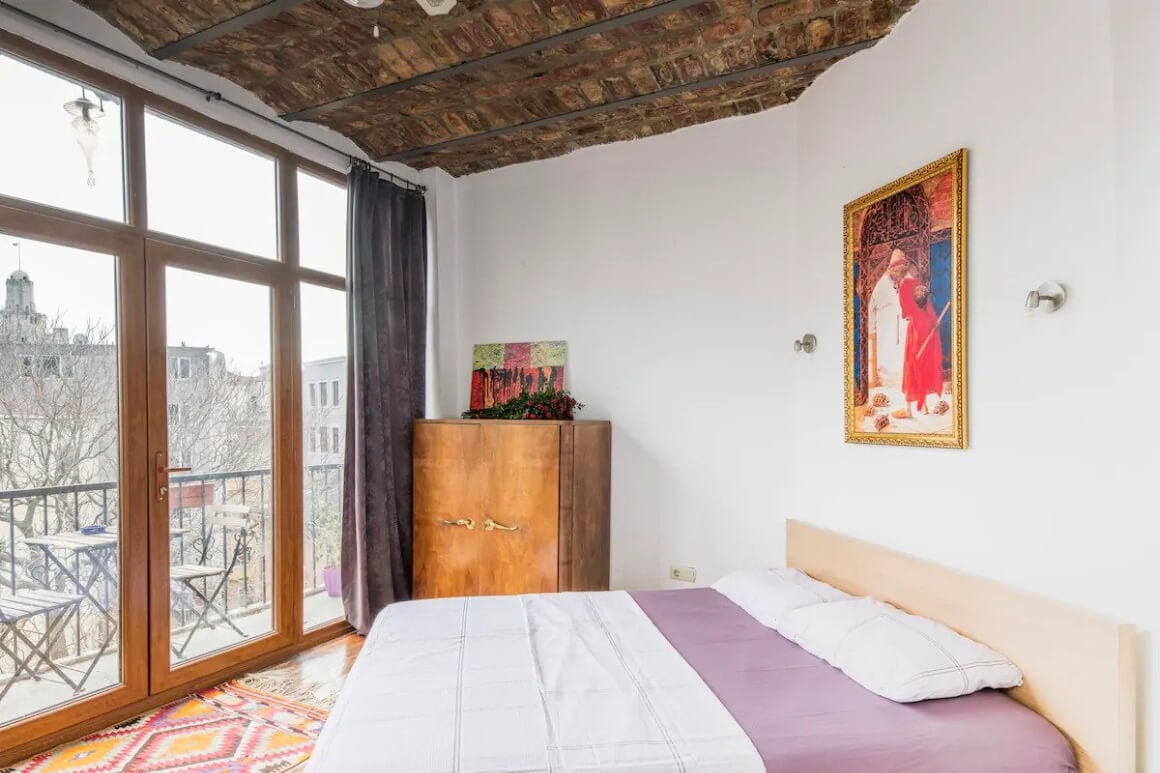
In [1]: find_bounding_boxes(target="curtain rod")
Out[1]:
[0,0,427,194]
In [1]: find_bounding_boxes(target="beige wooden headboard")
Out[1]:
[785,519,1136,773]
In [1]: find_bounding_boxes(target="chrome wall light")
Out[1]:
[1025,281,1067,315]
[793,334,817,354]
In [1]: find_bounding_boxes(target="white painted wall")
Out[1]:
[457,107,799,591]
[426,166,465,419]
[790,0,1157,765]
[451,0,1158,766]
[1108,0,1160,763]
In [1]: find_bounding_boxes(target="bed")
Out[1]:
[309,521,1136,773]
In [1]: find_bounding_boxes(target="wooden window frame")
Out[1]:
[0,29,351,766]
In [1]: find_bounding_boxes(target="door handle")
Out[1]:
[440,518,476,529]
[484,518,518,532]
[156,452,192,500]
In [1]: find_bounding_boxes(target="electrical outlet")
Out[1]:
[670,565,697,583]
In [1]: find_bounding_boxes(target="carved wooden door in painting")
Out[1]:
[478,423,560,595]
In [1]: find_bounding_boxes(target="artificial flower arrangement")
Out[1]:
[461,386,583,420]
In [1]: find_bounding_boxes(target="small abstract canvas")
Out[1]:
[470,340,566,411]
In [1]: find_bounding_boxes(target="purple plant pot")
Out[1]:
[322,565,341,597]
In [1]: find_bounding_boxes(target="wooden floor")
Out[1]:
[7,633,364,769]
[267,633,364,694]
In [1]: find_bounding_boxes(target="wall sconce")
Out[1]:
[793,334,817,354]
[1025,281,1067,315]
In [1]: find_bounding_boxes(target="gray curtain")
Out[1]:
[342,164,427,634]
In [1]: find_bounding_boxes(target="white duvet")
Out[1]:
[309,591,763,772]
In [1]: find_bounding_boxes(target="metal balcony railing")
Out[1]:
[0,464,343,675]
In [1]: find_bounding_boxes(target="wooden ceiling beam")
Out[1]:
[280,0,710,122]
[152,0,314,60]
[376,37,882,164]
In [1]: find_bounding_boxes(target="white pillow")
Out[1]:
[777,597,1023,702]
[711,568,850,629]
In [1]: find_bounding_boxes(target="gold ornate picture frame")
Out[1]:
[844,150,967,448]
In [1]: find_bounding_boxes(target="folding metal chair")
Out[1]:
[169,504,253,659]
[0,589,84,704]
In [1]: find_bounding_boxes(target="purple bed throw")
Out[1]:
[630,588,1077,773]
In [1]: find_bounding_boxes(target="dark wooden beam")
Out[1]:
[281,0,710,122]
[152,0,314,60]
[376,38,882,163]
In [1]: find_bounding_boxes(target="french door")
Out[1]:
[144,239,301,692]
[0,213,352,761]
[0,33,350,765]
[0,222,312,755]
[0,205,151,757]
[0,223,347,763]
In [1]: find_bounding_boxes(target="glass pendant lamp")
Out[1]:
[63,88,105,189]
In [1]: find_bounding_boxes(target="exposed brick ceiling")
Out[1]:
[76,0,918,176]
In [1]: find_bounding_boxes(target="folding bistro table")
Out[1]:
[21,530,119,691]
[22,527,191,690]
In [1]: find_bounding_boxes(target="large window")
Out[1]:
[0,52,125,221]
[0,233,122,727]
[0,35,360,752]
[170,356,191,379]
[300,282,346,630]
[297,171,346,276]
[145,111,278,258]
[164,268,274,663]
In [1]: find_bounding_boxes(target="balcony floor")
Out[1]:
[0,591,344,727]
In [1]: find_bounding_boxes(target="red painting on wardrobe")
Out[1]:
[469,341,566,410]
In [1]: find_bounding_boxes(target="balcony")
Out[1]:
[0,465,344,726]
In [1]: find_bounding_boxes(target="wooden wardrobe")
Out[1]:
[412,419,611,599]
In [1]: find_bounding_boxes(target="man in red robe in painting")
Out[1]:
[893,272,944,417]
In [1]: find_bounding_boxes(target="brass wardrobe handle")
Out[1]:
[484,518,518,532]
[440,518,475,529]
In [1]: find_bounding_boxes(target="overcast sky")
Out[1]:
[1,51,347,375]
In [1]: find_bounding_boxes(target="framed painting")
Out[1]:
[470,340,566,411]
[844,150,967,448]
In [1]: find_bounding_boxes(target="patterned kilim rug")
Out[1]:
[7,681,330,773]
